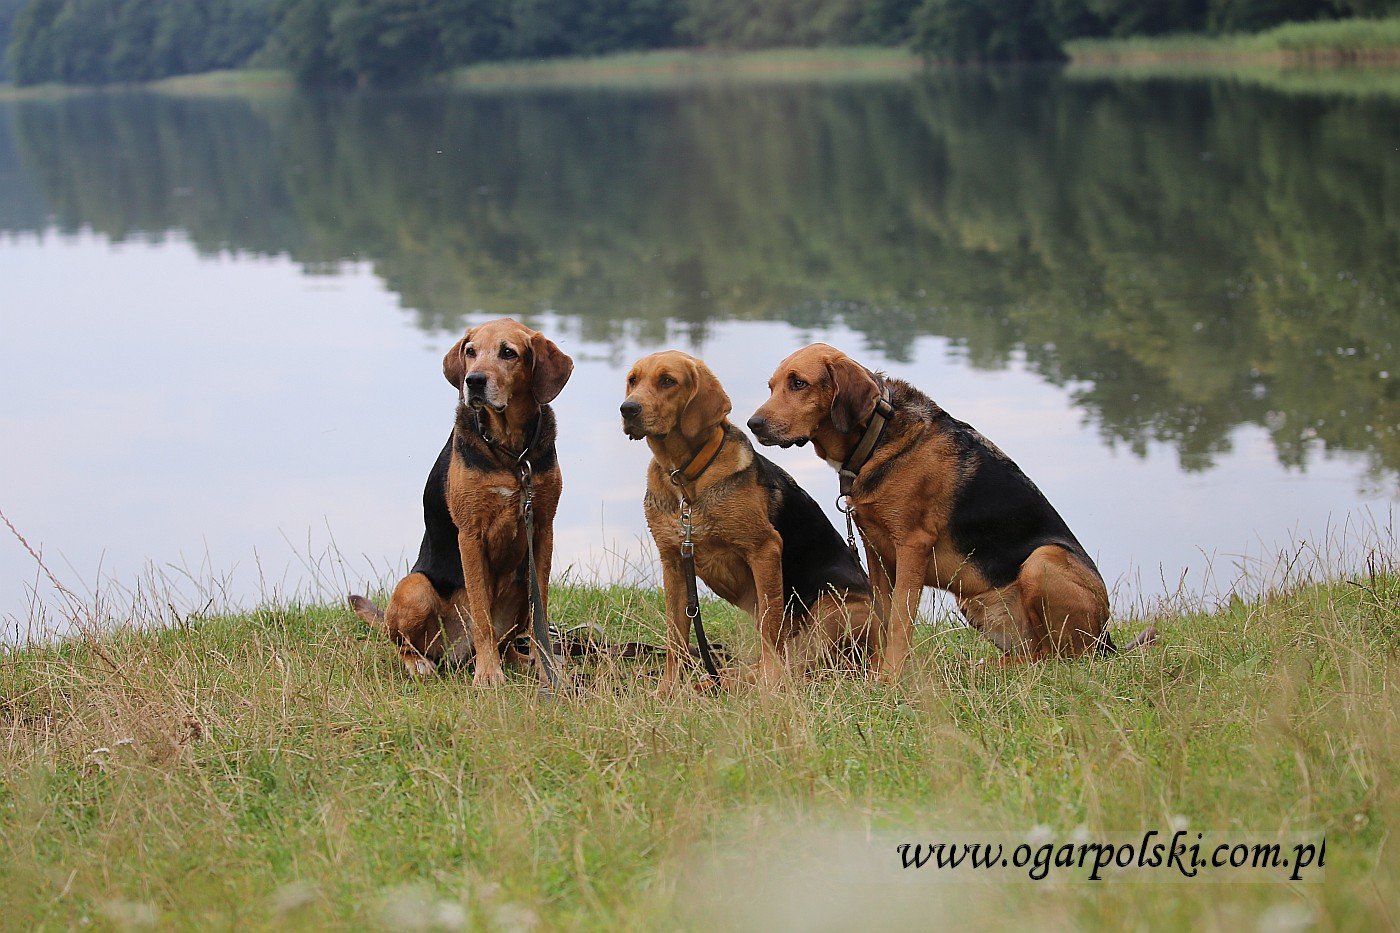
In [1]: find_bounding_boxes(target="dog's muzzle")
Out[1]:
[747,415,808,448]
[465,373,504,412]
[620,400,650,440]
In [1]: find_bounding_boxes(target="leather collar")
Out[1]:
[670,426,728,486]
[838,387,894,497]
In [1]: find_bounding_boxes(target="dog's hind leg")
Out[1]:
[382,573,460,677]
[1017,546,1110,658]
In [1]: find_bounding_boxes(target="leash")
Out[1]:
[471,407,560,688]
[835,386,894,560]
[667,427,727,685]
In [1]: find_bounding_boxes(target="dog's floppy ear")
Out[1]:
[828,354,879,435]
[443,330,471,389]
[680,358,732,437]
[529,331,574,405]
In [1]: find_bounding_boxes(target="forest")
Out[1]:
[4,0,1399,87]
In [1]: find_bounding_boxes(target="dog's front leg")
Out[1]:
[459,531,506,687]
[657,548,691,697]
[864,542,895,673]
[747,536,787,688]
[881,535,933,682]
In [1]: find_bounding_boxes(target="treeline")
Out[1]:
[7,0,277,85]
[0,0,24,78]
[5,0,1400,86]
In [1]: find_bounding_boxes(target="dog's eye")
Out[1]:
[789,376,808,391]
[500,345,517,360]
[464,346,476,358]
[658,375,677,389]
[627,374,638,387]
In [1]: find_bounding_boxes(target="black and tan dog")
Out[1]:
[620,350,873,690]
[748,343,1154,678]
[350,318,573,685]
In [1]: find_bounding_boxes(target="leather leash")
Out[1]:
[667,427,727,684]
[835,386,894,559]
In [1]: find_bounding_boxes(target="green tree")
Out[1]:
[1084,0,1208,35]
[8,0,275,85]
[912,0,1067,61]
[1208,0,1338,33]
[0,0,26,79]
[679,0,866,48]
[272,0,353,85]
[326,0,444,86]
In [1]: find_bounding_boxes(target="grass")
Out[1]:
[448,47,919,89]
[1,548,1397,929]
[145,69,293,96]
[0,69,290,101]
[1068,15,1400,64]
[6,28,1400,101]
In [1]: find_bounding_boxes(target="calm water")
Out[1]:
[2,71,1396,636]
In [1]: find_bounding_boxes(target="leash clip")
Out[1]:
[518,457,535,518]
[679,499,694,556]
[836,494,860,557]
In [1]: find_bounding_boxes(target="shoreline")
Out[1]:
[4,25,1400,100]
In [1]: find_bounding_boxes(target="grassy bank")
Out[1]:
[1068,15,1400,65]
[6,30,1400,101]
[449,47,919,88]
[0,69,290,100]
[2,569,1396,928]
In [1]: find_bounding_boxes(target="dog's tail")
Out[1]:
[1095,623,1159,657]
[1121,623,1159,652]
[348,594,387,633]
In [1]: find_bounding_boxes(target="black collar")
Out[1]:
[838,387,894,497]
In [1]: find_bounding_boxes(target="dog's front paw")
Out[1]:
[401,652,436,678]
[655,672,682,699]
[473,664,507,687]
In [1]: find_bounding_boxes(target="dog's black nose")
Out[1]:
[465,372,487,390]
[746,415,767,435]
[620,400,641,418]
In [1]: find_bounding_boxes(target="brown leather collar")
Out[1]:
[838,387,894,497]
[670,426,728,486]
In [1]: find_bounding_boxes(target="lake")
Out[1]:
[1,69,1396,639]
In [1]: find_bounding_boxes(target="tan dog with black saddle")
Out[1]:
[351,318,573,685]
[748,343,1154,677]
[620,350,874,691]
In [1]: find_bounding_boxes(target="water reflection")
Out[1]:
[3,72,1394,485]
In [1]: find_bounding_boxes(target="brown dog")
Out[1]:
[620,350,873,690]
[350,318,573,685]
[748,343,1154,677]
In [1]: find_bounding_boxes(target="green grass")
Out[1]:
[2,565,1396,929]
[7,28,1400,102]
[449,47,920,89]
[145,69,292,96]
[1068,15,1400,64]
[0,69,290,101]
